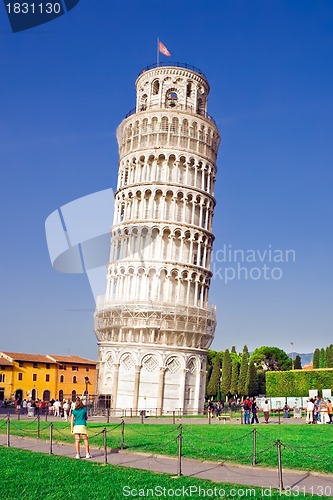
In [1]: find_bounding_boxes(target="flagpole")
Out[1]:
[157,37,159,66]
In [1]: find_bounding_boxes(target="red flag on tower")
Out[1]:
[159,41,171,57]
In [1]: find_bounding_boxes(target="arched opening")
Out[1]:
[140,94,148,111]
[59,390,64,402]
[166,89,178,108]
[31,389,37,400]
[43,390,50,402]
[152,79,160,95]
[15,389,23,401]
[71,390,77,402]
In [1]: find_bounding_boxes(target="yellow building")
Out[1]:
[47,354,97,401]
[0,357,14,401]
[0,352,96,402]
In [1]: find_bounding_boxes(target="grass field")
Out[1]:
[0,419,332,474]
[0,447,325,500]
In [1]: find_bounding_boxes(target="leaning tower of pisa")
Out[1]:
[94,63,220,414]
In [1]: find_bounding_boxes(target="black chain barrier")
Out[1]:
[0,414,331,488]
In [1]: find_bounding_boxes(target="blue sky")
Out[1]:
[0,0,332,359]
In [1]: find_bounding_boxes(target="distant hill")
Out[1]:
[288,352,313,367]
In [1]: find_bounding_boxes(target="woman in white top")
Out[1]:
[263,400,270,423]
[306,399,314,424]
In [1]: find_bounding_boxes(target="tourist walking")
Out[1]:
[243,397,251,424]
[71,397,91,459]
[263,399,270,423]
[251,398,259,424]
[326,400,332,424]
[306,398,314,424]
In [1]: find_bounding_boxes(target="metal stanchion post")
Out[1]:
[17,410,20,421]
[241,409,243,425]
[172,410,175,425]
[6,415,10,447]
[277,440,284,493]
[49,423,53,454]
[121,419,125,449]
[141,411,144,424]
[278,408,281,425]
[37,413,40,439]
[130,408,132,418]
[252,428,257,466]
[177,424,183,477]
[208,410,211,424]
[107,407,110,424]
[103,428,108,465]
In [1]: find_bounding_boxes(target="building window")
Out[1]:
[73,376,77,384]
[0,374,5,382]
[59,365,66,370]
[45,374,50,382]
[46,363,50,369]
[60,375,64,383]
[33,363,38,368]
[19,361,24,367]
[72,366,78,371]
[85,367,90,372]
[18,373,23,381]
[0,366,6,370]
[33,374,37,382]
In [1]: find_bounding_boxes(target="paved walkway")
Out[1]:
[1,434,333,497]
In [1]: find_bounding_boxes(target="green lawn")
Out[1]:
[0,447,324,500]
[1,419,332,474]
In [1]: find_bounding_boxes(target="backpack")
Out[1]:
[243,402,249,410]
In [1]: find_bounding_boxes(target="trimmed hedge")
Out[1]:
[266,369,333,397]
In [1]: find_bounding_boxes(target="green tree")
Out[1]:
[221,349,232,398]
[313,348,320,369]
[319,348,326,368]
[230,358,240,396]
[245,360,258,397]
[250,346,292,371]
[231,345,236,354]
[238,345,249,397]
[207,352,221,398]
[326,344,333,368]
[257,369,266,395]
[294,354,302,369]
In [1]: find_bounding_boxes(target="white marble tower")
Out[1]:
[95,63,220,414]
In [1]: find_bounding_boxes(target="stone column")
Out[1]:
[133,365,141,414]
[112,364,120,412]
[197,369,206,414]
[179,368,187,412]
[157,367,166,415]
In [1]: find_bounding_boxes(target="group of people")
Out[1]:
[306,397,333,424]
[12,398,74,420]
[243,397,270,424]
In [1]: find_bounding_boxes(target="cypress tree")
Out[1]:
[294,354,302,369]
[231,345,236,354]
[313,348,320,369]
[207,352,221,398]
[238,345,249,397]
[221,349,232,398]
[325,345,333,368]
[319,348,326,368]
[245,360,258,397]
[230,358,239,396]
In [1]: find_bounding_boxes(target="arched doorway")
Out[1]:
[71,390,76,402]
[15,389,23,401]
[58,390,63,401]
[31,389,37,400]
[43,390,50,401]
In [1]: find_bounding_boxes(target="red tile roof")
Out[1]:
[0,358,13,367]
[47,355,96,365]
[1,352,55,363]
